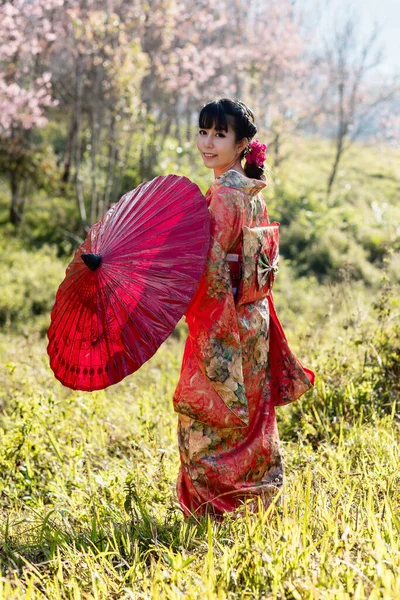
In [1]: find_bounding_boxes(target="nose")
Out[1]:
[204,134,214,148]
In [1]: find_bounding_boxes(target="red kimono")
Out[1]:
[172,169,315,518]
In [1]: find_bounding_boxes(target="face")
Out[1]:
[196,118,248,173]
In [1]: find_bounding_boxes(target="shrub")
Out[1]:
[0,240,65,335]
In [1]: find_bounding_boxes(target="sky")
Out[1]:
[300,0,400,78]
[346,0,400,76]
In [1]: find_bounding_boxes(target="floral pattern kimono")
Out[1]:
[172,169,315,519]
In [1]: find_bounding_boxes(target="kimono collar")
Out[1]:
[211,169,267,196]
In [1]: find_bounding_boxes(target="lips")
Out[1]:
[203,152,217,158]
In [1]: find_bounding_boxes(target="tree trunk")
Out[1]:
[273,132,281,167]
[102,115,118,215]
[90,67,103,224]
[327,136,344,195]
[62,113,78,183]
[175,102,182,148]
[74,57,88,231]
[160,115,172,152]
[185,105,192,143]
[9,171,23,227]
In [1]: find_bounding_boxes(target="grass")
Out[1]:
[0,268,399,598]
[0,136,399,597]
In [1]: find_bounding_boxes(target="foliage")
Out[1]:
[268,137,400,283]
[0,239,64,334]
[0,1,61,224]
[0,4,399,595]
[0,269,399,597]
[275,269,400,445]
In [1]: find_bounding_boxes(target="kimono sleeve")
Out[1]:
[184,186,250,426]
[206,185,245,296]
[185,185,245,312]
[209,186,245,251]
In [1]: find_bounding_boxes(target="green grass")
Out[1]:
[0,268,399,598]
[0,136,399,597]
[0,335,399,598]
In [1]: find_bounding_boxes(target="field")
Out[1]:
[0,137,399,598]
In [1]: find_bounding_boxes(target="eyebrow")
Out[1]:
[200,127,226,132]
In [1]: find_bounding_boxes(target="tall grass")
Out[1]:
[0,137,399,597]
[0,269,399,597]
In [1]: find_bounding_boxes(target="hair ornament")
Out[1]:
[244,139,268,168]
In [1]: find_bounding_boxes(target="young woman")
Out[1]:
[172,98,315,519]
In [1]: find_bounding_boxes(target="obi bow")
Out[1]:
[257,249,279,288]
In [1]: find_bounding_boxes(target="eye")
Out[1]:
[198,129,225,137]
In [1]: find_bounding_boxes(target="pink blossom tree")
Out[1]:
[239,0,316,165]
[50,2,147,228]
[0,1,61,225]
[150,0,314,166]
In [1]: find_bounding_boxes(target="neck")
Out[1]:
[213,157,245,179]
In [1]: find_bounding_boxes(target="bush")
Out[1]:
[277,273,400,444]
[0,240,65,335]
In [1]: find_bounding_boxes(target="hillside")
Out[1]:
[0,137,399,598]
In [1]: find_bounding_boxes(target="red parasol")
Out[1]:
[47,174,210,391]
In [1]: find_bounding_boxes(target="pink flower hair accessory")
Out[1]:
[244,139,268,167]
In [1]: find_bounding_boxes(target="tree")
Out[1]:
[0,1,61,225]
[241,0,312,166]
[50,3,148,229]
[137,0,235,176]
[321,12,400,194]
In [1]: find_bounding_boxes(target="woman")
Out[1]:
[172,98,315,519]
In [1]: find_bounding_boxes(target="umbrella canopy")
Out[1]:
[47,174,210,391]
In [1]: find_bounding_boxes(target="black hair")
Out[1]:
[198,97,264,180]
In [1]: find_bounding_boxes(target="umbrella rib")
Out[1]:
[103,284,153,366]
[73,278,94,388]
[48,270,92,349]
[90,276,102,387]
[94,272,112,385]
[82,277,103,389]
[105,202,194,258]
[95,206,117,253]
[105,260,197,283]
[73,277,102,383]
[103,264,186,299]
[121,273,194,306]
[100,191,156,254]
[100,178,180,252]
[89,281,96,390]
[105,279,144,370]
[69,276,96,374]
[49,271,94,342]
[50,273,93,384]
[104,248,206,268]
[53,266,88,299]
[108,267,180,335]
[101,182,196,255]
[104,240,206,263]
[106,223,207,261]
[104,269,157,343]
[61,277,94,386]
[97,271,126,383]
[102,269,162,353]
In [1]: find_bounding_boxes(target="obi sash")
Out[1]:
[227,222,280,304]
